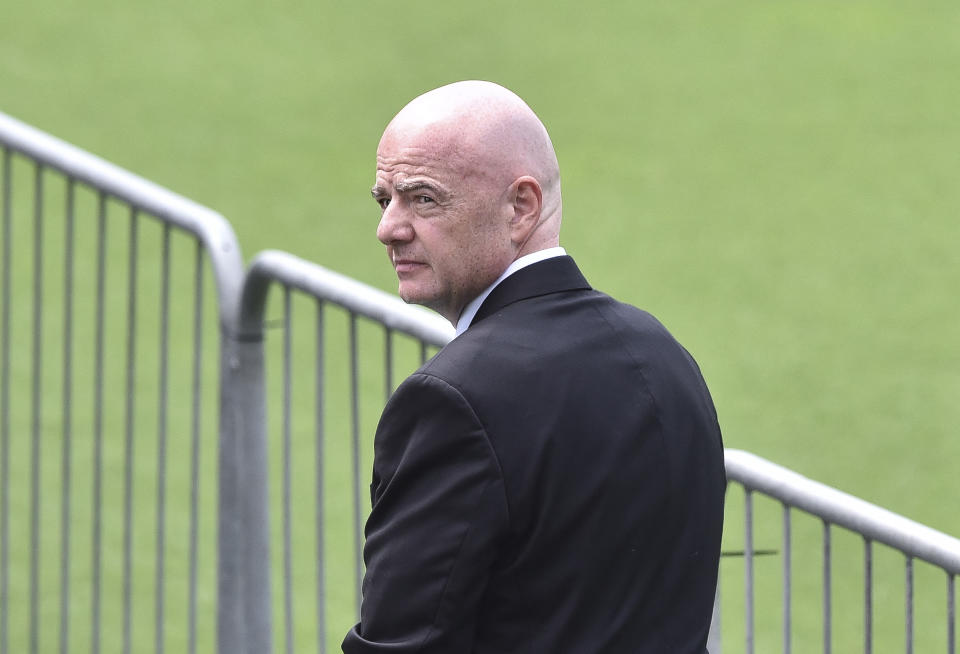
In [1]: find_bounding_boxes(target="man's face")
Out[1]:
[373,124,515,323]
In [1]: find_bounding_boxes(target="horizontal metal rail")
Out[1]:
[239,249,454,345]
[0,110,243,327]
[726,449,960,574]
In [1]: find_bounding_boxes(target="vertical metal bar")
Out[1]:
[123,207,139,654]
[349,312,362,615]
[315,300,326,654]
[218,317,274,654]
[864,539,872,654]
[91,192,107,654]
[0,147,11,654]
[282,287,294,654]
[188,242,203,654]
[905,556,913,654]
[219,294,273,654]
[59,178,76,654]
[948,574,955,654]
[155,224,171,654]
[29,162,43,654]
[823,521,832,654]
[384,327,393,401]
[419,341,428,365]
[707,577,721,654]
[783,504,791,654]
[744,488,754,654]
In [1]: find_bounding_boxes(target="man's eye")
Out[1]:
[416,195,434,204]
[377,198,390,210]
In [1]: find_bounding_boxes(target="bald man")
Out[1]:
[342,81,725,653]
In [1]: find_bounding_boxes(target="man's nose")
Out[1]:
[376,201,414,245]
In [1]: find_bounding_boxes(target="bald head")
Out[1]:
[382,81,562,244]
[373,81,563,323]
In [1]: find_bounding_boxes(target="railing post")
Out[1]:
[218,326,273,654]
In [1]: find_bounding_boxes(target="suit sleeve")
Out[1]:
[342,373,509,653]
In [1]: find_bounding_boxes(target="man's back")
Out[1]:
[345,258,725,653]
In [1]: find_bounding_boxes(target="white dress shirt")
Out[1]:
[454,247,567,337]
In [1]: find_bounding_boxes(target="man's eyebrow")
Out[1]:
[394,180,444,195]
[370,180,447,200]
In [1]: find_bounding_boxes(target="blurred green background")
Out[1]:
[2,0,958,652]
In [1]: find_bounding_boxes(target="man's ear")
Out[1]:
[509,176,543,247]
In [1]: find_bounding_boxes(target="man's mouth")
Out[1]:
[392,258,427,274]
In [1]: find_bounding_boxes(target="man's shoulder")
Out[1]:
[415,324,498,387]
[419,286,667,380]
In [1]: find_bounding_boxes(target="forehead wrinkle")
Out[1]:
[377,112,519,205]
[393,179,445,194]
[377,144,473,197]
[377,148,450,177]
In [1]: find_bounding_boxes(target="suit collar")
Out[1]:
[471,255,591,327]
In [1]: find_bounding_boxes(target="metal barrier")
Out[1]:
[721,449,959,654]
[3,109,958,654]
[237,250,960,654]
[235,249,453,653]
[0,111,247,654]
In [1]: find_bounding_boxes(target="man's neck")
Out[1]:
[453,246,566,336]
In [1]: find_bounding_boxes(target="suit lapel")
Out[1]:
[472,256,592,326]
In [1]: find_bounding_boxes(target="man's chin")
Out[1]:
[400,284,449,313]
[398,284,433,308]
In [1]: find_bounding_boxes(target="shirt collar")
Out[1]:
[454,247,567,336]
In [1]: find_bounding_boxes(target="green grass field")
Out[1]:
[2,0,959,652]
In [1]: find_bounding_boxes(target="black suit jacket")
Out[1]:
[343,256,725,653]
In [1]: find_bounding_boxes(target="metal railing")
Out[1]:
[3,109,958,654]
[235,249,453,653]
[236,251,960,654]
[0,110,245,654]
[722,449,959,654]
